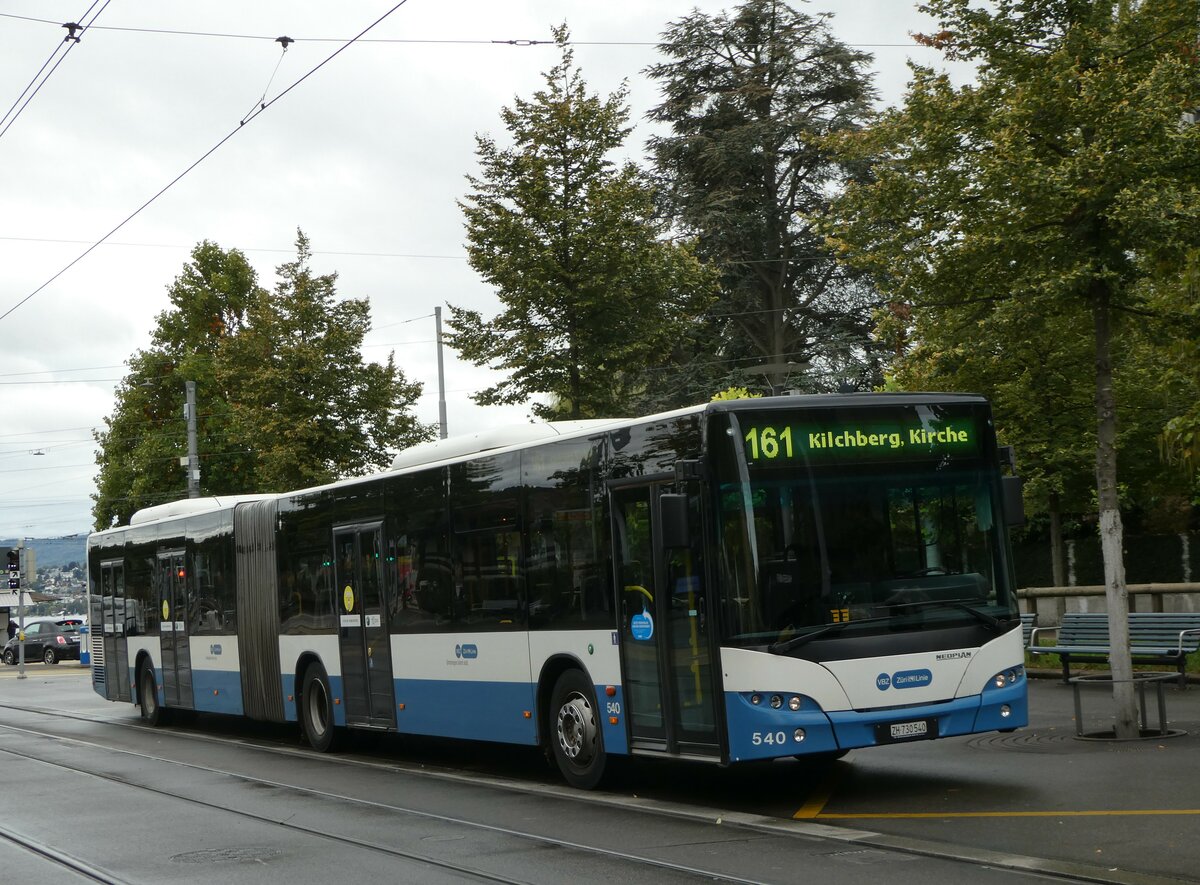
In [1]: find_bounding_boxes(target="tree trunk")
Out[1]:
[1049,492,1065,588]
[1092,289,1139,739]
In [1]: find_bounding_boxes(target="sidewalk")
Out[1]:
[809,675,1200,883]
[0,660,90,678]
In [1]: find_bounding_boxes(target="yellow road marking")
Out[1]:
[793,767,845,819]
[816,809,1200,819]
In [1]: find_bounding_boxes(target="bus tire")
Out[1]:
[548,669,607,790]
[138,659,169,726]
[300,664,338,753]
[43,647,58,665]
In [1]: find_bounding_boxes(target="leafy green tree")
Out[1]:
[219,232,430,490]
[93,234,431,529]
[93,242,262,527]
[830,0,1200,737]
[646,0,881,394]
[1159,251,1200,479]
[447,26,716,420]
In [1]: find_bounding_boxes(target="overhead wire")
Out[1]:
[0,0,113,144]
[0,14,931,48]
[0,0,415,325]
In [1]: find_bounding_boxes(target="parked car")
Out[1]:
[2,617,84,665]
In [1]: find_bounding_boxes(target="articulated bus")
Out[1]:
[88,393,1028,788]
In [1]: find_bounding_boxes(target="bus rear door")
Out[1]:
[334,524,396,730]
[610,480,720,758]
[100,560,131,702]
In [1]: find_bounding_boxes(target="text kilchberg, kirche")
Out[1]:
[807,426,970,451]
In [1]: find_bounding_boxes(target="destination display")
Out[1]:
[741,412,982,464]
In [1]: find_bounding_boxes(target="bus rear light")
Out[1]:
[523,710,531,719]
[788,696,802,711]
[769,695,782,709]
[605,685,616,697]
[794,729,806,742]
[397,703,405,710]
[609,716,619,725]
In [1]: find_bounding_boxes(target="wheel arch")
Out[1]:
[133,649,156,708]
[293,652,327,713]
[536,653,594,748]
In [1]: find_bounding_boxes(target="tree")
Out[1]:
[93,234,432,528]
[219,232,430,490]
[1159,251,1200,478]
[93,242,262,527]
[646,0,882,395]
[831,0,1200,738]
[447,26,716,421]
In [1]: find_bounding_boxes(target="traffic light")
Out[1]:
[6,548,19,590]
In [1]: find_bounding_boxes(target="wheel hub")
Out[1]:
[556,692,597,764]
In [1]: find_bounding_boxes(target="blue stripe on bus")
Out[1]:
[191,669,244,716]
[392,679,539,744]
[275,673,631,753]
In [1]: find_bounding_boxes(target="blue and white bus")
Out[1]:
[88,393,1027,788]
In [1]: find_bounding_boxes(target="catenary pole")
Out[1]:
[435,306,448,439]
[185,380,200,498]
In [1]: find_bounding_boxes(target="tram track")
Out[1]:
[0,820,129,884]
[0,702,1170,885]
[0,712,779,885]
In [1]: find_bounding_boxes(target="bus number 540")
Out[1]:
[751,731,786,746]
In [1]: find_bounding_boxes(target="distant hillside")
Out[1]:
[0,536,87,571]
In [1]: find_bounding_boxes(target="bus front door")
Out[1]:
[610,482,719,757]
[100,560,131,702]
[157,551,193,709]
[334,524,396,730]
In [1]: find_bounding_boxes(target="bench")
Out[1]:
[1021,612,1036,648]
[1029,612,1200,687]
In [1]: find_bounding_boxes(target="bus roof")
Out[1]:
[125,494,277,527]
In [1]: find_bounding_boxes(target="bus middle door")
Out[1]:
[610,480,719,758]
[157,551,193,709]
[334,524,396,730]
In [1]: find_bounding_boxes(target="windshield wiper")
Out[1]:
[766,617,895,655]
[887,598,1009,633]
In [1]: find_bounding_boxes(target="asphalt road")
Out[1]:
[1,662,1197,885]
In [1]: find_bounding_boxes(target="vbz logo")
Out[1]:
[876,672,891,690]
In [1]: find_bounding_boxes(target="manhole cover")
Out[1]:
[828,849,917,865]
[170,846,283,864]
[1076,727,1188,743]
[965,731,1077,753]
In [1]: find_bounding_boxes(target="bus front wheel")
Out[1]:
[300,664,337,752]
[548,669,607,789]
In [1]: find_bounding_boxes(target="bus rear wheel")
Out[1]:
[300,664,338,752]
[548,669,607,789]
[138,659,168,726]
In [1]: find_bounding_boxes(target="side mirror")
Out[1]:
[659,494,691,548]
[1002,475,1025,527]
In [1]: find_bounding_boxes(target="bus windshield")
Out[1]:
[713,404,1019,649]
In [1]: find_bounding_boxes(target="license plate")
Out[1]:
[876,718,935,744]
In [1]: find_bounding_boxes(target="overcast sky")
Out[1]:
[0,0,962,538]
